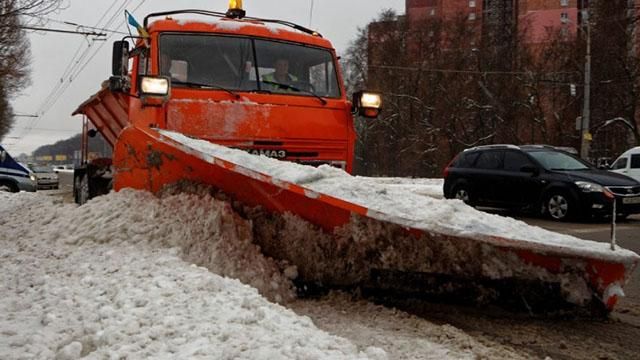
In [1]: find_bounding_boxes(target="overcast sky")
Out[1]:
[4,0,405,156]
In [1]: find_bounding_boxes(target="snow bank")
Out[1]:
[0,190,528,359]
[159,130,639,264]
[0,191,386,359]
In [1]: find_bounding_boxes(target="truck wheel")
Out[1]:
[75,174,89,205]
[0,181,18,193]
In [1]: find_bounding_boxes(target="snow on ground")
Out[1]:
[358,177,444,199]
[161,130,639,264]
[0,190,525,359]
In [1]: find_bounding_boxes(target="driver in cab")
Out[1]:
[262,58,298,90]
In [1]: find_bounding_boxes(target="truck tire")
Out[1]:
[75,173,90,205]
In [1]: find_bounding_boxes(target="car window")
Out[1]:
[455,151,480,168]
[31,166,52,173]
[475,151,503,170]
[527,150,590,171]
[631,154,640,169]
[503,151,534,171]
[611,157,628,170]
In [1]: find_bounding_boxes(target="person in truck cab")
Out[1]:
[262,58,297,89]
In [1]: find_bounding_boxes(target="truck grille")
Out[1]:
[606,185,640,197]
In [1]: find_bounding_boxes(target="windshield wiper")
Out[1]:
[261,80,327,105]
[172,80,240,99]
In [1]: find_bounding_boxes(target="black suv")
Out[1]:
[443,145,640,221]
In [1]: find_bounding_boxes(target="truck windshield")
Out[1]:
[159,34,341,98]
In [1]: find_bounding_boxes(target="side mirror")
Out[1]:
[88,129,98,138]
[112,41,130,76]
[352,91,382,118]
[520,165,539,175]
[0,150,6,163]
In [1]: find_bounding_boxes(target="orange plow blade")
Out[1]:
[114,126,639,313]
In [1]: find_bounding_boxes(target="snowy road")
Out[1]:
[20,173,640,359]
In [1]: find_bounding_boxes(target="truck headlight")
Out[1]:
[140,76,170,96]
[352,91,382,118]
[575,181,604,193]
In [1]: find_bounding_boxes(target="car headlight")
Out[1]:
[30,174,36,182]
[575,181,604,193]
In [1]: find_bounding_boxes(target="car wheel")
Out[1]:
[544,191,575,221]
[0,181,18,193]
[452,184,474,206]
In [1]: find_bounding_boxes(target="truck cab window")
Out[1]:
[160,34,253,90]
[254,39,340,98]
[159,34,340,98]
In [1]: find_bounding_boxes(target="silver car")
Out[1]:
[29,165,60,190]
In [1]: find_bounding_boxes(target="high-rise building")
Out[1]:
[406,0,583,43]
[406,0,483,23]
[518,0,581,43]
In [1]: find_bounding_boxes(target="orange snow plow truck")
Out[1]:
[74,3,638,314]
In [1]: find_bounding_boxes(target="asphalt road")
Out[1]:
[399,212,640,360]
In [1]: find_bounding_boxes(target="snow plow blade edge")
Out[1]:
[113,126,639,313]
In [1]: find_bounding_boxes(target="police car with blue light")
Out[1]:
[0,145,37,193]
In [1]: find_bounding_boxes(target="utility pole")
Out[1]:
[580,5,592,160]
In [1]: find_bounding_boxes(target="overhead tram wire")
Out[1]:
[19,26,106,37]
[72,1,147,81]
[16,0,135,142]
[36,0,147,120]
[35,0,130,111]
[16,0,132,141]
[25,15,129,36]
[368,64,577,77]
[37,0,132,114]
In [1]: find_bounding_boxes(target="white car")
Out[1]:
[53,164,74,173]
[611,147,640,183]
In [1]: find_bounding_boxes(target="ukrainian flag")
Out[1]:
[125,10,149,38]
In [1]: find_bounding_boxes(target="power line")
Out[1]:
[368,64,577,77]
[37,0,140,116]
[11,113,39,118]
[24,14,129,35]
[15,0,137,144]
[19,25,106,37]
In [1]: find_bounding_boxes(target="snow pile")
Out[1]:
[0,190,531,359]
[160,130,639,264]
[9,189,295,303]
[360,177,444,199]
[0,191,388,359]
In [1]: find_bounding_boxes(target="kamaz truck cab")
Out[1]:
[73,2,381,203]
